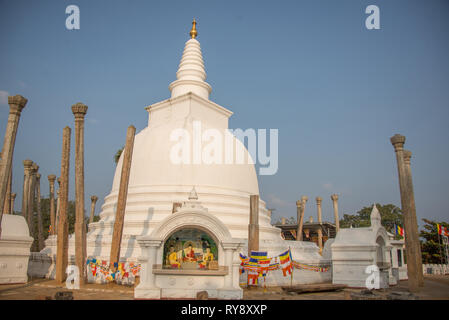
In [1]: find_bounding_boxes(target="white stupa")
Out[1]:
[33,20,328,287]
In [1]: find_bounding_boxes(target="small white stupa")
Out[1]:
[329,204,397,288]
[32,20,329,291]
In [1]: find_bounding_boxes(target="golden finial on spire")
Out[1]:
[190,19,198,39]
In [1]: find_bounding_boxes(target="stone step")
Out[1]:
[281,283,347,294]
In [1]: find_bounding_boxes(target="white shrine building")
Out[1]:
[28,21,330,298]
[27,21,409,298]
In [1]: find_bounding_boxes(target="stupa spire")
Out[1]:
[169,19,212,100]
[190,19,198,39]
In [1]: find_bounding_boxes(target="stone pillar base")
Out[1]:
[218,288,243,300]
[134,287,161,299]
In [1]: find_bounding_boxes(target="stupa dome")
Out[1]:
[84,24,281,258]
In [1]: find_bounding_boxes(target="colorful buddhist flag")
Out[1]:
[282,263,292,277]
[279,249,291,265]
[248,269,259,285]
[258,258,271,277]
[250,251,268,260]
[394,224,404,237]
[437,224,448,237]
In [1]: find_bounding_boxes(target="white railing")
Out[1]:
[423,264,449,275]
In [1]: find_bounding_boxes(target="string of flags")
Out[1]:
[86,259,141,284]
[239,248,330,285]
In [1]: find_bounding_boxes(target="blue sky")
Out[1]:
[1,0,448,226]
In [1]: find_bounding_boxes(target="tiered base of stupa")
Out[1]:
[28,186,331,290]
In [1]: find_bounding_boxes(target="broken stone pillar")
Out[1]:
[403,150,424,287]
[21,160,33,221]
[72,102,88,283]
[89,195,98,224]
[110,125,135,270]
[297,196,308,241]
[281,217,286,225]
[35,173,44,251]
[248,194,259,255]
[331,194,340,233]
[316,196,323,253]
[47,175,56,235]
[55,127,71,283]
[390,134,420,292]
[10,193,16,213]
[0,95,27,236]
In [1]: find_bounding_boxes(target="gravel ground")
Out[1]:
[0,275,448,300]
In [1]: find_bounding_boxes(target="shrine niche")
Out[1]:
[163,228,218,270]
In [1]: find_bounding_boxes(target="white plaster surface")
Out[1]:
[0,214,33,284]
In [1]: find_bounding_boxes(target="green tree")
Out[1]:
[420,218,448,264]
[340,203,403,238]
[19,198,81,252]
[114,147,124,164]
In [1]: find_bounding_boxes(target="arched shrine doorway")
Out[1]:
[163,228,219,270]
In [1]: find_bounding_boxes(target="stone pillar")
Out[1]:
[10,193,16,213]
[72,102,88,283]
[390,134,420,292]
[28,163,38,246]
[316,196,323,253]
[110,125,136,270]
[48,174,56,235]
[248,194,259,255]
[21,160,33,223]
[223,248,234,288]
[281,217,286,225]
[55,127,71,283]
[218,240,244,299]
[89,195,98,224]
[295,201,301,240]
[35,173,44,251]
[0,95,27,236]
[55,178,60,231]
[297,196,308,241]
[331,194,340,233]
[135,238,162,299]
[403,148,424,287]
[3,170,12,214]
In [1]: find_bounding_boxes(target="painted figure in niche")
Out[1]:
[168,245,181,268]
[185,244,197,262]
[199,246,214,269]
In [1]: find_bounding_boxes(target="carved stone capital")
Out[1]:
[331,194,339,202]
[91,195,98,202]
[48,174,56,183]
[8,95,28,113]
[390,134,406,151]
[316,196,322,204]
[71,102,88,119]
[23,159,33,174]
[31,163,39,174]
[221,239,244,251]
[137,237,163,248]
